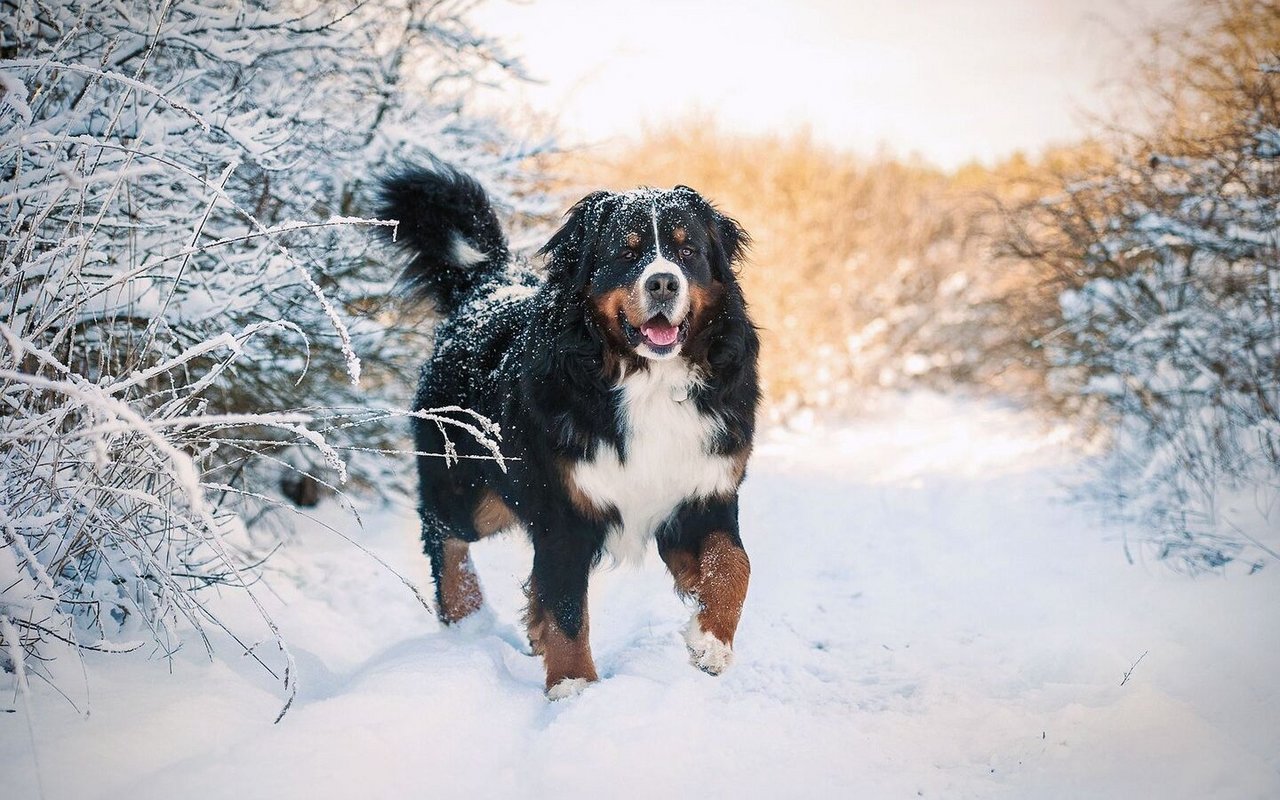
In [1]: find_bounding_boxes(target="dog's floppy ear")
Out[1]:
[711,212,750,273]
[674,185,749,280]
[538,190,617,287]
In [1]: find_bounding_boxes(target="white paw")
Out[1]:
[545,677,591,701]
[683,618,734,675]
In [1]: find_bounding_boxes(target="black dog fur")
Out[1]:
[378,163,759,695]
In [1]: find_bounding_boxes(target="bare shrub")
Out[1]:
[998,0,1280,569]
[0,0,539,716]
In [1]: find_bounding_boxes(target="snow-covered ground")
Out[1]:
[4,394,1278,799]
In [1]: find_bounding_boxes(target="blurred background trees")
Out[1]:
[559,0,1278,569]
[1000,0,1278,569]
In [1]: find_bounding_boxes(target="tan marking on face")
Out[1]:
[439,538,484,623]
[682,280,726,341]
[625,231,641,249]
[686,282,715,323]
[590,275,675,372]
[580,289,627,380]
[472,489,518,537]
[591,285,626,331]
[662,531,750,646]
[672,226,687,245]
[591,285,648,335]
[524,578,599,690]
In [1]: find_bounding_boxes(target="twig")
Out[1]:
[1120,650,1149,686]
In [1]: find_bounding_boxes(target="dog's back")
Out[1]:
[379,163,538,457]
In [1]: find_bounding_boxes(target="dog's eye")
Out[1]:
[621,250,637,261]
[678,247,694,259]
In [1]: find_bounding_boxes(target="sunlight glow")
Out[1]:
[472,0,1183,168]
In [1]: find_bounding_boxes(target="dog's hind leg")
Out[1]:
[420,510,483,625]
[422,488,520,625]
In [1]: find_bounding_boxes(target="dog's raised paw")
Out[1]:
[683,619,734,675]
[545,677,592,701]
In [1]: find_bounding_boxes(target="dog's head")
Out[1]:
[540,187,748,362]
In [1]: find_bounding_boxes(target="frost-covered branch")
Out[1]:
[997,0,1279,571]
[0,0,551,717]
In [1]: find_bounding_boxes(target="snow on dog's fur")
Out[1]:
[379,164,759,696]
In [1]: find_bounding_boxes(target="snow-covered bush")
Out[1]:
[1002,0,1279,570]
[1,0,542,715]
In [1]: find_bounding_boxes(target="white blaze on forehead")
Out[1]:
[637,198,689,323]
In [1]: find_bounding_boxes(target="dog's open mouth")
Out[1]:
[622,313,689,354]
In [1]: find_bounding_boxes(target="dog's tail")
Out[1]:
[378,163,509,315]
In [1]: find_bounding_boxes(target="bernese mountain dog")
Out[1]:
[379,164,759,698]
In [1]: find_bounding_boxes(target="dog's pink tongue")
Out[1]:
[641,322,679,347]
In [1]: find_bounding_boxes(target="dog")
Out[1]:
[379,164,759,698]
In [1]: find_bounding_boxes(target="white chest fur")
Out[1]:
[570,360,739,564]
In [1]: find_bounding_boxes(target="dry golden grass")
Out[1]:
[546,124,1041,415]
[537,1,1275,420]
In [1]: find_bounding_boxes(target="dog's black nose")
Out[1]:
[644,272,680,301]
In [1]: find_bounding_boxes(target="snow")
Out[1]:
[3,394,1278,798]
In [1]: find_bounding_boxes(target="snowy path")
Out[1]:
[5,395,1279,799]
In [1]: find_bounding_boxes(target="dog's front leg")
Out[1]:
[525,525,601,699]
[660,497,751,675]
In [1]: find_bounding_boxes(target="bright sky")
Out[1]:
[471,0,1185,169]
